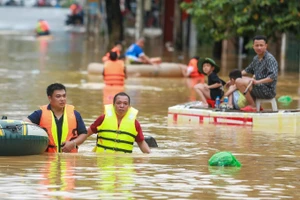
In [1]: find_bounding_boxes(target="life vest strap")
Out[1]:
[97,136,134,145]
[97,129,136,139]
[96,144,132,153]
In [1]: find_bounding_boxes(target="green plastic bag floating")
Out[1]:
[278,95,292,106]
[208,151,241,167]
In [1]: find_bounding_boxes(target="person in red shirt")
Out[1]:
[87,92,150,154]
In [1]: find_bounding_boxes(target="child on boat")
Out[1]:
[223,69,248,110]
[194,57,225,108]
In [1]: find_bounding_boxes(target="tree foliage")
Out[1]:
[181,0,300,43]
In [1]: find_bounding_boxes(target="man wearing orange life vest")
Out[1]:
[25,83,87,153]
[87,92,150,153]
[180,56,205,101]
[103,51,127,86]
[35,19,50,36]
[102,41,123,63]
[181,56,205,79]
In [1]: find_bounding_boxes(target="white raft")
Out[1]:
[168,102,300,133]
[87,62,183,77]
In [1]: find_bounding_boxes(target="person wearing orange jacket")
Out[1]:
[102,41,123,63]
[181,56,205,78]
[25,83,87,153]
[103,51,127,86]
[35,19,51,36]
[180,56,205,101]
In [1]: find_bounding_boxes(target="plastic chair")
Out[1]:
[256,98,278,111]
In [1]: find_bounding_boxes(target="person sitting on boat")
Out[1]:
[35,19,50,36]
[235,35,278,112]
[103,51,127,86]
[125,37,162,65]
[193,57,226,108]
[87,92,151,154]
[24,83,87,153]
[223,69,248,110]
[102,41,123,63]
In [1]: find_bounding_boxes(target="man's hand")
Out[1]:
[61,140,76,152]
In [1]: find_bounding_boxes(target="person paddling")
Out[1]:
[125,38,161,65]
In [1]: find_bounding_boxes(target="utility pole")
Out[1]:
[135,0,144,40]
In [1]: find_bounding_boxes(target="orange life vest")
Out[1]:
[102,47,121,62]
[39,156,76,191]
[189,58,204,78]
[103,60,125,86]
[39,104,78,153]
[36,20,49,33]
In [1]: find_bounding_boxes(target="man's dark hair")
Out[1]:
[47,83,66,96]
[113,92,130,105]
[192,56,200,60]
[114,41,122,46]
[229,69,242,80]
[109,51,118,61]
[253,35,267,43]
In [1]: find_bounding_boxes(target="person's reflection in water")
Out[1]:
[186,77,205,101]
[39,155,76,194]
[38,39,49,70]
[96,155,145,199]
[103,85,124,105]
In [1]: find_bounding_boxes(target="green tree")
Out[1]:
[181,0,300,43]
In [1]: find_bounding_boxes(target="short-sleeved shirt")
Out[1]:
[208,72,225,100]
[125,44,144,58]
[89,114,145,142]
[27,104,87,144]
[244,51,278,99]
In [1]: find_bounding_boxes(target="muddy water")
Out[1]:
[0,7,300,200]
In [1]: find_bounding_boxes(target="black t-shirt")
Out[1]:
[208,72,225,100]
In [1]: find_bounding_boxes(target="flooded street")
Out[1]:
[0,7,300,200]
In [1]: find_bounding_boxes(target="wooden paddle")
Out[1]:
[243,75,255,95]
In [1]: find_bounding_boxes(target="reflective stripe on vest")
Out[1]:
[40,104,78,153]
[189,58,204,78]
[103,60,125,86]
[96,104,138,153]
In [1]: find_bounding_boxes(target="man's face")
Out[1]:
[253,39,267,57]
[114,95,130,117]
[137,40,145,48]
[48,89,66,110]
[116,44,122,52]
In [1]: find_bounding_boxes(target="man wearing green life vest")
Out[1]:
[87,92,150,153]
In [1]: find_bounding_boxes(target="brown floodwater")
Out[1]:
[0,7,300,200]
